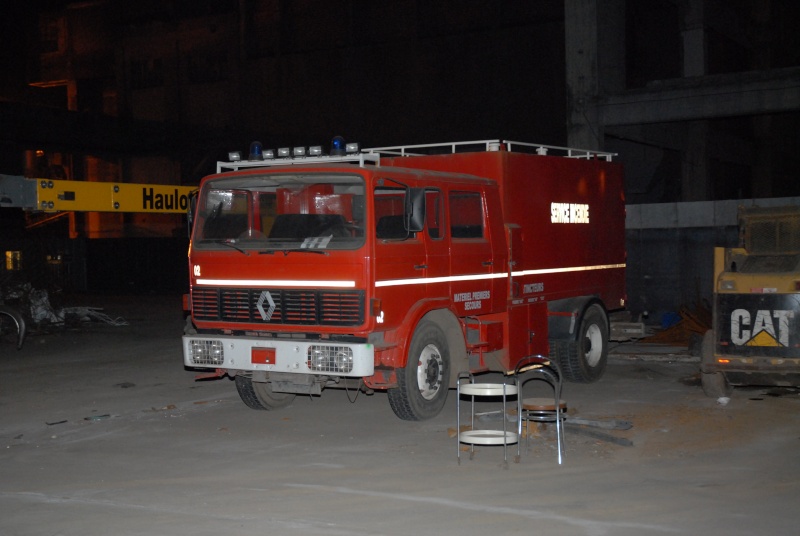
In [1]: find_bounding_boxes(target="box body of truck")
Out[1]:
[182,140,626,420]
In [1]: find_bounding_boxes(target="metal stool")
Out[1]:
[514,356,565,464]
[456,371,521,467]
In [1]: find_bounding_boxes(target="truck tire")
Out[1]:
[235,374,295,410]
[388,321,450,421]
[558,304,609,383]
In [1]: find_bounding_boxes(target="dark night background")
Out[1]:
[1,1,799,296]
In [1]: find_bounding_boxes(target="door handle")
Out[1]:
[414,264,427,270]
[482,260,493,266]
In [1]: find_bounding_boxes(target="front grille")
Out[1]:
[744,207,800,255]
[192,287,365,327]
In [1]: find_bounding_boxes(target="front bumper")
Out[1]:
[182,335,375,377]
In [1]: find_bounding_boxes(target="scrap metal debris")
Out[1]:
[640,303,712,346]
[11,285,130,330]
[62,307,129,327]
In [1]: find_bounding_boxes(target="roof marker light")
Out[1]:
[331,136,346,156]
[263,149,275,159]
[309,145,322,156]
[228,151,242,161]
[249,141,264,160]
[293,146,306,157]
[346,142,360,154]
[278,147,290,158]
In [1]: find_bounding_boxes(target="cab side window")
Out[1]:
[449,191,483,239]
[375,186,414,239]
[426,189,443,239]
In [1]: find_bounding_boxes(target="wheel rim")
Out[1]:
[584,324,604,367]
[416,343,444,400]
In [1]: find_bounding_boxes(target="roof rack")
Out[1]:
[363,139,616,161]
[214,139,616,172]
[216,153,380,173]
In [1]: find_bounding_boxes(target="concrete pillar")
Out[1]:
[681,0,707,77]
[597,0,626,95]
[750,1,774,198]
[752,115,774,198]
[680,0,710,200]
[564,0,601,150]
[565,0,625,151]
[681,121,711,201]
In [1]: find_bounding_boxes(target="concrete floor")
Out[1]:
[1,294,798,535]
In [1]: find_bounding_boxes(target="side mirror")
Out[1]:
[405,187,425,233]
[187,190,198,238]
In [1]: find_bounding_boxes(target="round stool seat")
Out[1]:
[522,397,567,411]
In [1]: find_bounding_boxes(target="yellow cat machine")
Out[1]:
[701,205,800,397]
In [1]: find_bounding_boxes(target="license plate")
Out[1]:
[251,347,276,364]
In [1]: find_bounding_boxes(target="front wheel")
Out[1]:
[388,321,450,421]
[235,374,296,410]
[558,303,609,383]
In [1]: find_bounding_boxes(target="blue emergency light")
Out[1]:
[249,141,264,160]
[331,136,346,156]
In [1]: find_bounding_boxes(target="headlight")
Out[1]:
[308,347,329,370]
[334,348,354,372]
[719,279,736,291]
[190,340,224,365]
[307,345,354,373]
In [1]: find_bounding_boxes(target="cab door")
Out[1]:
[373,182,427,328]
[422,188,450,301]
[448,188,499,316]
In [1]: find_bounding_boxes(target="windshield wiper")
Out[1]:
[259,248,329,256]
[208,239,250,256]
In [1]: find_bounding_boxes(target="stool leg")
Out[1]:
[555,379,563,465]
[535,366,565,465]
[546,364,565,465]
[516,379,522,463]
[456,382,461,464]
[469,392,475,460]
[501,383,508,467]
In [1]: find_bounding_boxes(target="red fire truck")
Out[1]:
[182,139,626,420]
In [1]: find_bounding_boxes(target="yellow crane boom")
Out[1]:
[1,175,194,213]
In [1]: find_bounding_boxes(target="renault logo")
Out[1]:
[256,290,276,321]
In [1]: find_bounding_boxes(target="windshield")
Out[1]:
[193,173,365,251]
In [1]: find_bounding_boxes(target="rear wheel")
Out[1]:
[388,321,450,421]
[558,304,609,383]
[235,374,296,410]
